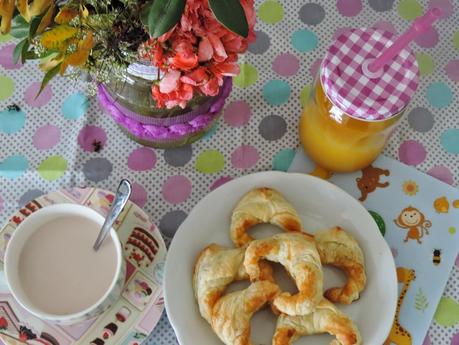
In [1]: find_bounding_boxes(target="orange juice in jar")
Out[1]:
[300,28,420,173]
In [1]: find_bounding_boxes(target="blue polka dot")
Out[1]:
[426,82,453,108]
[0,109,26,134]
[263,80,291,106]
[440,129,459,154]
[291,29,318,53]
[0,155,28,180]
[203,122,219,140]
[273,148,296,171]
[62,92,89,120]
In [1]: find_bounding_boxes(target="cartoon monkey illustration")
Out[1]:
[394,206,432,244]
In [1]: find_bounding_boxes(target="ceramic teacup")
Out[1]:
[4,204,125,324]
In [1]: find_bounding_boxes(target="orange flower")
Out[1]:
[168,40,198,71]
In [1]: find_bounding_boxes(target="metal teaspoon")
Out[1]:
[93,179,132,251]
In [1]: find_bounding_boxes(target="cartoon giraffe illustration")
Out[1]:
[384,267,416,345]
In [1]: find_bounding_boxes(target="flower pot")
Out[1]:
[97,63,232,149]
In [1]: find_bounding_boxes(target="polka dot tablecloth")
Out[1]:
[0,1,458,344]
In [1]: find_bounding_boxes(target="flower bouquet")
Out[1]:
[0,0,255,147]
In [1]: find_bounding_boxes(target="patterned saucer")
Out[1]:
[0,187,166,345]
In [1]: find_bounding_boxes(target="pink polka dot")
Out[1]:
[414,26,439,48]
[456,254,459,269]
[452,331,459,345]
[224,101,251,127]
[333,27,352,40]
[398,140,427,166]
[336,0,362,17]
[33,125,61,150]
[231,145,259,169]
[446,60,459,82]
[309,59,322,78]
[162,175,192,204]
[78,125,107,152]
[272,53,300,77]
[210,176,233,191]
[130,182,148,208]
[128,147,156,171]
[422,334,431,345]
[428,0,454,19]
[372,20,398,34]
[427,165,454,185]
[0,44,22,69]
[24,82,52,108]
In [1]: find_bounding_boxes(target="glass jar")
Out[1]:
[299,79,403,173]
[98,62,232,149]
[299,28,419,173]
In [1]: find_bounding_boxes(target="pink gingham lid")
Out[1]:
[320,28,419,120]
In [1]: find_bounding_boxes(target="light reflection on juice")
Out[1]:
[299,81,402,172]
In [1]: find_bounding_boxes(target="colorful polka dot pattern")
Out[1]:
[0,1,458,344]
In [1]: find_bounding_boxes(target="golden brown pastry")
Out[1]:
[272,298,362,345]
[211,281,280,345]
[230,188,302,247]
[314,227,366,304]
[244,232,323,316]
[193,244,273,324]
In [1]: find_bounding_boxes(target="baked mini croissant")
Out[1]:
[230,188,302,247]
[244,232,323,316]
[193,244,273,324]
[314,227,366,304]
[272,298,362,345]
[211,281,280,345]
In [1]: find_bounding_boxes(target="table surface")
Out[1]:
[0,1,458,344]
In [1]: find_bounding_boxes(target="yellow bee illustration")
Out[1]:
[432,249,442,266]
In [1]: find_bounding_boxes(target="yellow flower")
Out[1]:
[403,180,418,196]
[0,0,15,34]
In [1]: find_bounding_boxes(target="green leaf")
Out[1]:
[13,38,28,64]
[37,63,61,98]
[29,15,43,38]
[146,0,185,38]
[20,39,30,63]
[209,0,248,38]
[10,16,29,39]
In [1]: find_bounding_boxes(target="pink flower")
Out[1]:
[159,70,181,93]
[145,0,256,108]
[168,40,198,71]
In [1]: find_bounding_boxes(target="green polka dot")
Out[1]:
[0,34,11,43]
[196,150,225,174]
[272,148,296,172]
[38,156,68,181]
[449,226,456,235]
[258,0,284,24]
[415,53,434,76]
[397,0,423,21]
[233,63,258,88]
[453,31,459,51]
[434,297,459,327]
[369,211,386,236]
[0,75,14,101]
[300,84,312,107]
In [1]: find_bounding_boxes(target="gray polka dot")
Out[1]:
[408,107,434,132]
[83,157,113,182]
[18,189,44,207]
[299,3,325,26]
[259,115,287,141]
[368,0,395,12]
[248,30,270,54]
[164,145,192,167]
[159,210,187,238]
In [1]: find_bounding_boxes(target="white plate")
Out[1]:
[164,171,397,345]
